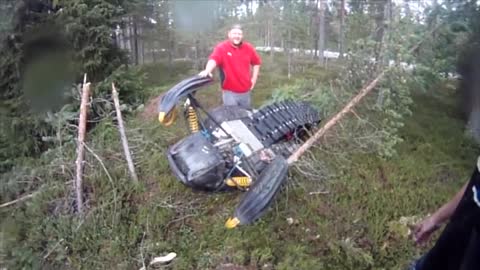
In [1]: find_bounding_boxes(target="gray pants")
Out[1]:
[222,90,251,109]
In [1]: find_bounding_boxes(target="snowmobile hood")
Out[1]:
[158,75,214,119]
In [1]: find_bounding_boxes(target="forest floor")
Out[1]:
[2,61,479,269]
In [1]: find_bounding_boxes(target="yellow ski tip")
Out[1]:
[158,112,166,123]
[225,217,240,229]
[225,177,252,188]
[158,110,177,126]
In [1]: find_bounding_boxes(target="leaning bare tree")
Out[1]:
[112,83,139,184]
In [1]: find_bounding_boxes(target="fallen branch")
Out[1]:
[0,191,40,208]
[74,74,91,214]
[112,83,139,184]
[43,238,64,260]
[288,71,385,164]
[288,24,442,165]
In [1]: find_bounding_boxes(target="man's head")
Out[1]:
[228,24,243,46]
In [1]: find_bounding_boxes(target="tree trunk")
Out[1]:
[74,76,91,215]
[287,28,292,79]
[112,83,139,184]
[318,0,326,65]
[168,38,174,75]
[467,106,480,143]
[269,17,274,60]
[432,0,439,39]
[404,0,412,18]
[373,0,387,70]
[339,0,345,58]
[141,39,145,65]
[247,0,253,17]
[194,39,200,70]
[152,41,156,63]
[375,0,390,108]
[312,0,319,58]
[133,17,139,66]
[139,24,144,65]
[122,22,129,51]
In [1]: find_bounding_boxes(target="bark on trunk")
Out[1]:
[74,75,91,214]
[339,0,346,59]
[133,17,139,65]
[318,0,326,65]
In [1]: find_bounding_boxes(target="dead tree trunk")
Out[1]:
[288,71,386,164]
[75,75,91,214]
[287,26,439,164]
[112,83,139,184]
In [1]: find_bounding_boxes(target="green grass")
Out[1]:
[1,63,479,269]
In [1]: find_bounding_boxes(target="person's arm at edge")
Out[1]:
[199,60,217,77]
[430,181,468,224]
[250,46,261,89]
[251,65,260,89]
[413,181,468,244]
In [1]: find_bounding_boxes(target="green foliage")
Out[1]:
[271,79,337,118]
[56,0,129,81]
[0,0,131,164]
[97,65,147,105]
[2,64,479,270]
[270,34,417,158]
[3,1,480,270]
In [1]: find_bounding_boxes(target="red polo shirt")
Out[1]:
[209,40,261,93]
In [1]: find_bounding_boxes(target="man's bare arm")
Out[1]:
[199,60,217,77]
[251,65,260,89]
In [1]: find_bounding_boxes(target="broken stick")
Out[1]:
[75,74,91,214]
[112,83,139,184]
[0,191,40,208]
[287,72,385,164]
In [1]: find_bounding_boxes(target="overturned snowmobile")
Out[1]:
[158,76,321,228]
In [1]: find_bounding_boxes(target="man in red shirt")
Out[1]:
[199,24,262,108]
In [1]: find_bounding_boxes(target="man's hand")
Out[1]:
[198,70,212,78]
[412,215,440,245]
[250,78,256,90]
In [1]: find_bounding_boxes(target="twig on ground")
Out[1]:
[0,191,40,208]
[83,142,118,227]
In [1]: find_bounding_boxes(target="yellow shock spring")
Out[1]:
[187,106,199,132]
[225,176,252,188]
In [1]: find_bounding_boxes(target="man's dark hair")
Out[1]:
[230,24,242,31]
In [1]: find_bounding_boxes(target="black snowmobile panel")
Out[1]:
[226,155,289,228]
[167,132,226,191]
[158,75,214,116]
[202,106,252,131]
